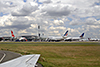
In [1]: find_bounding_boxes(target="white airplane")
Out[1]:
[88,38,99,41]
[46,30,68,42]
[0,54,40,67]
[11,30,27,41]
[64,33,85,41]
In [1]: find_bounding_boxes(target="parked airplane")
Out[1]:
[88,38,100,41]
[46,30,68,42]
[64,33,84,41]
[11,30,27,41]
[0,36,3,41]
[0,52,40,67]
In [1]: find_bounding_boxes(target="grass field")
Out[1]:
[0,42,100,67]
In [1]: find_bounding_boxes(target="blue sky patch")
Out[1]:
[36,0,43,4]
[80,17,89,21]
[50,19,54,21]
[92,16,100,21]
[95,2,100,5]
[23,0,27,2]
[10,2,13,5]
[0,12,9,17]
[67,17,72,21]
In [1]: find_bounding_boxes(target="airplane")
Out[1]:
[0,36,3,41]
[11,30,27,42]
[46,30,68,42]
[88,38,100,41]
[0,50,40,67]
[64,33,85,41]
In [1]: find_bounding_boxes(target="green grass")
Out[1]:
[0,42,100,67]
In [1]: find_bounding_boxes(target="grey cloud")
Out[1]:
[11,17,28,25]
[1,17,31,30]
[11,2,38,16]
[3,1,16,7]
[41,4,71,17]
[69,19,81,26]
[85,18,100,25]
[42,0,52,4]
[9,24,30,30]
[45,10,70,17]
[39,0,52,4]
[11,11,28,16]
[0,1,8,12]
[0,1,17,13]
[0,24,30,30]
[69,17,100,26]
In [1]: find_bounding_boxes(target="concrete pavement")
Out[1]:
[0,50,21,63]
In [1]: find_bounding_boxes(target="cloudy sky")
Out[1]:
[0,0,100,38]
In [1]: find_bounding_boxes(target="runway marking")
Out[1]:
[0,53,6,63]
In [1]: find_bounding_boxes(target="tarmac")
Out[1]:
[0,50,21,63]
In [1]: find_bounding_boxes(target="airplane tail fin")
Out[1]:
[63,30,68,36]
[80,33,84,37]
[11,30,15,37]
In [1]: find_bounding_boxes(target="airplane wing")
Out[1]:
[0,54,40,67]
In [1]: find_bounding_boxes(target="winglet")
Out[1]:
[63,30,68,36]
[80,33,84,37]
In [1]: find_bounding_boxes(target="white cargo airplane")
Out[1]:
[0,54,40,67]
[46,30,68,42]
[64,33,85,41]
